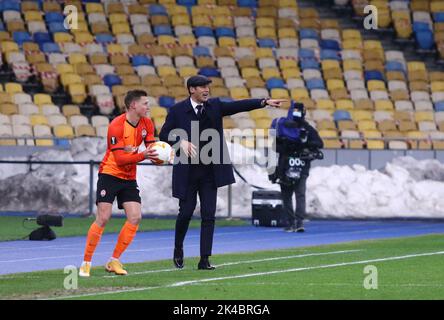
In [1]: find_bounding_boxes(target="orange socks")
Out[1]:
[83,222,104,262]
[112,221,139,260]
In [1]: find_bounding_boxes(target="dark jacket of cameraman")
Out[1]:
[273,104,323,184]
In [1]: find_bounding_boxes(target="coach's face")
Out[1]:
[133,96,149,117]
[190,85,210,103]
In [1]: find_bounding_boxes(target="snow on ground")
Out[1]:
[1,137,444,218]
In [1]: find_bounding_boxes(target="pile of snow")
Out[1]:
[1,137,444,218]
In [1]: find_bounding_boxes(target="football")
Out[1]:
[149,141,173,165]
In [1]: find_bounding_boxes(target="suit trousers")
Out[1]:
[279,176,307,227]
[175,164,217,257]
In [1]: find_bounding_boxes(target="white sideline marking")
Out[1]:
[48,250,444,300]
[103,249,361,278]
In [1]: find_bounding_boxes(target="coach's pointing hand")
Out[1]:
[264,99,288,108]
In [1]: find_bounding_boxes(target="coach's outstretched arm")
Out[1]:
[219,98,286,117]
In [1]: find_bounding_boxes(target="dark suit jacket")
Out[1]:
[159,97,264,199]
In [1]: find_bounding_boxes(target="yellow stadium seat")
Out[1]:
[85,3,104,13]
[213,16,233,28]
[219,37,236,47]
[257,28,276,39]
[112,23,131,34]
[431,81,444,92]
[68,84,87,104]
[34,94,52,106]
[157,66,177,77]
[256,17,275,28]
[367,80,386,91]
[352,110,373,121]
[343,60,363,71]
[342,29,362,40]
[374,100,394,111]
[414,111,434,122]
[30,115,49,126]
[366,140,385,149]
[255,48,274,59]
[178,35,196,46]
[342,39,362,50]
[242,67,261,79]
[150,106,168,118]
[358,120,377,131]
[262,68,281,80]
[107,43,125,55]
[282,68,301,80]
[316,99,335,110]
[431,2,444,13]
[61,73,82,88]
[69,53,88,65]
[238,37,257,47]
[24,11,43,22]
[56,64,75,75]
[362,130,382,139]
[172,14,191,26]
[179,66,199,78]
[327,79,345,91]
[319,129,338,138]
[270,88,289,99]
[62,105,81,117]
[279,59,298,69]
[109,13,127,24]
[230,87,250,99]
[335,99,354,110]
[278,28,297,38]
[54,124,75,138]
[192,15,212,27]
[1,41,19,53]
[0,103,18,115]
[291,88,310,100]
[5,83,23,94]
[322,60,341,71]
[54,32,74,43]
[407,61,426,73]
[75,124,96,137]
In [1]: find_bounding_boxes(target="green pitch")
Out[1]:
[1,234,443,300]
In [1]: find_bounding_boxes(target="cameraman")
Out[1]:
[269,102,323,232]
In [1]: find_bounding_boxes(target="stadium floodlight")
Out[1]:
[25,214,64,241]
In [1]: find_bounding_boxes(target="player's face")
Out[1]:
[133,96,149,117]
[190,85,210,103]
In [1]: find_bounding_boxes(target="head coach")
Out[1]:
[159,75,286,270]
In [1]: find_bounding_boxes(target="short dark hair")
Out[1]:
[124,90,147,110]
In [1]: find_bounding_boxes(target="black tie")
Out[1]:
[196,105,203,120]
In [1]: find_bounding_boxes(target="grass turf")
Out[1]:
[0,216,247,241]
[0,234,443,300]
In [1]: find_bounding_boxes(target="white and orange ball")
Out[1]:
[149,141,174,165]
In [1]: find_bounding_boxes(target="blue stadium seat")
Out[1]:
[41,42,61,53]
[237,0,257,8]
[306,78,325,90]
[258,38,276,48]
[364,70,384,82]
[413,21,431,32]
[45,12,64,23]
[434,13,444,23]
[198,67,221,78]
[159,96,175,108]
[299,48,315,60]
[95,34,114,44]
[132,55,152,67]
[0,0,20,12]
[299,29,318,39]
[193,46,211,57]
[154,25,173,36]
[49,22,68,33]
[194,27,213,37]
[177,0,197,6]
[103,74,122,88]
[215,27,235,38]
[321,49,341,60]
[320,39,341,51]
[435,101,444,112]
[300,59,320,70]
[416,30,434,50]
[333,110,352,122]
[149,4,168,16]
[266,78,286,90]
[385,61,405,72]
[34,32,52,45]
[0,21,5,31]
[13,32,32,46]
